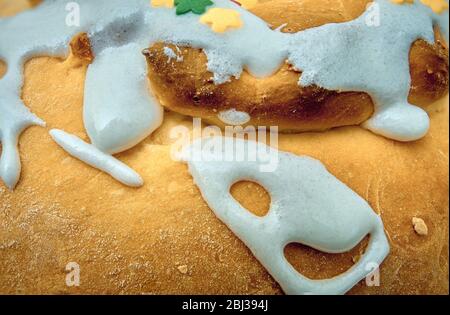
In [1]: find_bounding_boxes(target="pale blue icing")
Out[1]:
[183,136,390,295]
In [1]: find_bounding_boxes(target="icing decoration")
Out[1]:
[218,108,251,125]
[0,0,448,189]
[83,43,163,155]
[182,137,390,295]
[151,0,175,8]
[175,0,214,15]
[200,8,243,33]
[55,43,163,188]
[163,46,184,62]
[50,129,144,187]
[233,0,259,10]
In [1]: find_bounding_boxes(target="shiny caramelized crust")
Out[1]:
[145,0,449,131]
[69,33,94,64]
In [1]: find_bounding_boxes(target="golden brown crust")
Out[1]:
[250,0,372,32]
[0,59,6,79]
[69,33,94,64]
[146,45,376,131]
[0,48,447,294]
[0,0,448,295]
[145,0,449,131]
[0,0,41,17]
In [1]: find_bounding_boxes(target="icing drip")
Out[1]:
[0,0,448,188]
[163,46,183,62]
[182,137,390,295]
[218,108,251,125]
[83,43,163,155]
[52,44,163,187]
[287,1,445,141]
[0,55,45,189]
[49,129,143,187]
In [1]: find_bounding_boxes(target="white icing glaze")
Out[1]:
[287,1,447,141]
[183,136,390,295]
[83,43,163,154]
[163,46,183,62]
[50,129,143,187]
[218,108,251,125]
[0,0,448,189]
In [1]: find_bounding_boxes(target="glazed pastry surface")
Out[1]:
[147,0,449,133]
[0,0,448,295]
[0,55,448,294]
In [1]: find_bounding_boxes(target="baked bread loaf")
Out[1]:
[0,0,448,295]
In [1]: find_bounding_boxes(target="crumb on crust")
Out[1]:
[412,217,429,236]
